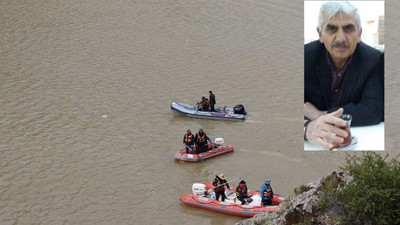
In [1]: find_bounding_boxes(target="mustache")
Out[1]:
[332,42,350,48]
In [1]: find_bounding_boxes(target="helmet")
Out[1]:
[187,129,191,133]
[240,180,246,184]
[218,173,225,179]
[265,179,271,185]
[199,128,204,132]
[202,96,205,99]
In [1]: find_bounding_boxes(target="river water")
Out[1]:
[1,1,400,224]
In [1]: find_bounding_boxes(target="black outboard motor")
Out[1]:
[233,104,246,115]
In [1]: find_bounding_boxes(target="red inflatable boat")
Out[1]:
[179,182,285,217]
[174,138,234,162]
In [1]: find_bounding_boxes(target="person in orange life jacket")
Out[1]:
[209,91,216,112]
[213,174,230,202]
[236,180,252,205]
[260,179,274,205]
[183,129,194,153]
[198,96,210,111]
[194,128,210,153]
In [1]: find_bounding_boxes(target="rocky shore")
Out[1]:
[236,171,353,225]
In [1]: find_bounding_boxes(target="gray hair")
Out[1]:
[317,1,361,30]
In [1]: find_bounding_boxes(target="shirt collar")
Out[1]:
[327,53,353,72]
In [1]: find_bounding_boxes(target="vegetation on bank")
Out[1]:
[295,152,400,225]
[337,152,400,225]
[237,152,400,225]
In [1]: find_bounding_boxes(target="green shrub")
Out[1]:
[316,174,341,212]
[337,152,400,225]
[293,218,311,225]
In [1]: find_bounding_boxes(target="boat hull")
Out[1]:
[179,183,284,217]
[171,102,245,121]
[174,145,234,162]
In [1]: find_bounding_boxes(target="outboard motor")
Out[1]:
[214,138,224,147]
[192,183,206,196]
[233,104,246,115]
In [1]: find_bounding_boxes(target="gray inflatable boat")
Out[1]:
[171,102,246,121]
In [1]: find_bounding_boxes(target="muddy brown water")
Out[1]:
[1,1,399,224]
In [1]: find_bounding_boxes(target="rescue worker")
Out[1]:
[236,180,252,205]
[213,174,230,202]
[209,91,216,112]
[198,96,210,111]
[183,129,194,153]
[260,179,274,206]
[194,128,209,153]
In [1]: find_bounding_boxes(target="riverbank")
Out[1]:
[237,171,351,225]
[237,152,400,225]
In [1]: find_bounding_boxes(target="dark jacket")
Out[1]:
[209,93,216,105]
[236,183,248,198]
[213,177,229,192]
[304,41,384,126]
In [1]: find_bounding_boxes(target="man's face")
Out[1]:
[318,12,362,65]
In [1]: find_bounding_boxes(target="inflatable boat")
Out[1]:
[174,138,234,162]
[179,182,285,217]
[171,102,246,121]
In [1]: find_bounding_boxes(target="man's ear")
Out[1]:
[357,27,362,43]
[317,28,323,43]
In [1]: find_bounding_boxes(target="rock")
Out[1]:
[284,207,303,224]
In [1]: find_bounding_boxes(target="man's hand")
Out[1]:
[304,102,327,120]
[305,108,348,149]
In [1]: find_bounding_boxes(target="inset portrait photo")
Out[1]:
[304,1,384,151]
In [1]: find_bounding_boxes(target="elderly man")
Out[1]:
[304,1,384,149]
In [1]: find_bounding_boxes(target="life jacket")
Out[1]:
[197,132,206,143]
[213,179,226,192]
[263,187,273,198]
[184,134,193,143]
[204,99,210,109]
[200,99,209,110]
[236,183,247,198]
